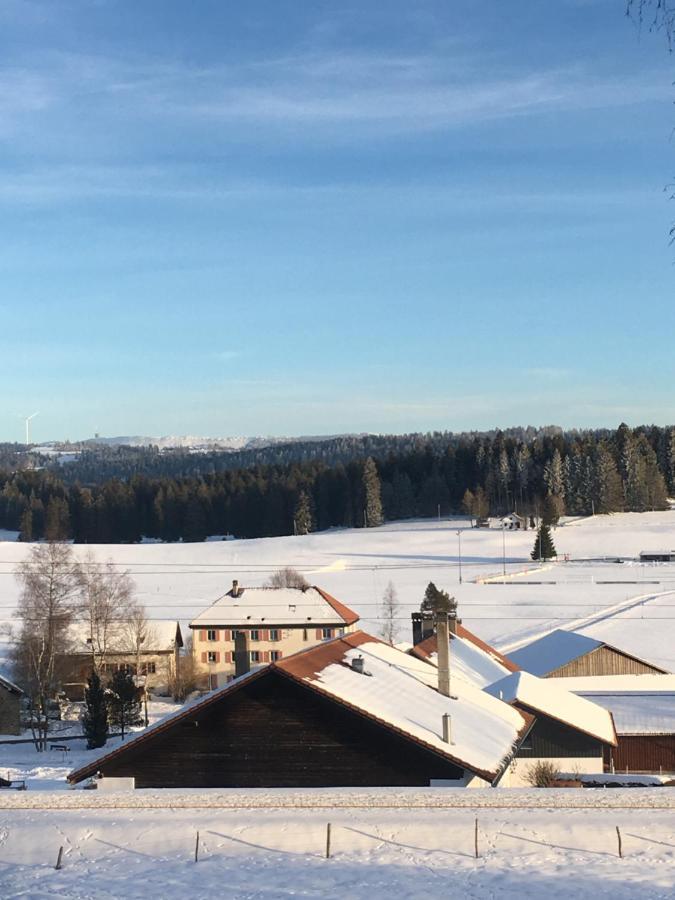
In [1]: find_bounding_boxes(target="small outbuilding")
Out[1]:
[639,550,675,562]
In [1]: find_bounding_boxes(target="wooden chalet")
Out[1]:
[68,631,532,789]
[509,628,667,678]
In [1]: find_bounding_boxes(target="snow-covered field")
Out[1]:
[2,510,675,663]
[0,799,674,898]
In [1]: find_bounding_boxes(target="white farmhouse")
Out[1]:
[189,580,360,688]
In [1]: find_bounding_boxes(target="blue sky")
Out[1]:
[1,0,674,442]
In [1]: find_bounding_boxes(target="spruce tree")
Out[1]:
[82,671,108,750]
[421,582,457,618]
[107,669,142,739]
[362,457,383,527]
[531,524,556,560]
[294,490,314,535]
[18,507,33,542]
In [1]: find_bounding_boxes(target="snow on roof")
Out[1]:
[411,625,518,688]
[69,631,529,785]
[66,620,181,655]
[485,671,617,746]
[508,629,602,676]
[546,674,675,735]
[278,632,530,782]
[189,585,359,628]
[574,692,675,736]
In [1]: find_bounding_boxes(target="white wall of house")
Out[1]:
[192,623,358,686]
[499,756,605,787]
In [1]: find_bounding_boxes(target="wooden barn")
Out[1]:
[509,628,667,678]
[485,671,617,786]
[548,675,675,775]
[68,631,532,789]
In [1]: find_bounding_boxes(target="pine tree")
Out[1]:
[294,490,314,535]
[362,457,383,527]
[82,670,108,750]
[421,582,457,617]
[107,669,142,739]
[531,524,556,560]
[18,506,33,542]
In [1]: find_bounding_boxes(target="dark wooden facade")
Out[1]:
[548,646,664,678]
[88,671,466,788]
[515,710,604,759]
[605,735,675,773]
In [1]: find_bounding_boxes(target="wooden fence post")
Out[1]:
[55,846,63,870]
[326,823,332,859]
[195,830,200,863]
[616,826,623,859]
[475,818,479,859]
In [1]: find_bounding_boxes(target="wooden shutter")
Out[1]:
[261,629,269,641]
[223,629,231,642]
[316,628,323,639]
[201,652,207,663]
[263,651,270,662]
[200,630,206,642]
[214,652,221,663]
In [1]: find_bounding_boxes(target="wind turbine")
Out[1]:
[21,412,39,446]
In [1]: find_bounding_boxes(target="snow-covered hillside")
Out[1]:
[1,510,675,672]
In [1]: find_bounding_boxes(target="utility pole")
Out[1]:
[456,530,462,584]
[502,523,506,581]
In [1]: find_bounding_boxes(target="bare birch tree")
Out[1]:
[379,581,400,645]
[12,543,80,750]
[75,554,135,673]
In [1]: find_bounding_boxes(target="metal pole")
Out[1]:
[502,524,506,580]
[456,530,462,584]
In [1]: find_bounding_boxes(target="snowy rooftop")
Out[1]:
[508,629,602,676]
[485,670,617,746]
[411,625,517,689]
[546,674,675,735]
[69,631,530,785]
[66,620,182,655]
[189,586,359,628]
[278,632,530,782]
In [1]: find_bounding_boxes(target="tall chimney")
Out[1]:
[233,630,249,678]
[232,579,239,598]
[411,612,435,646]
[448,615,457,636]
[435,614,451,697]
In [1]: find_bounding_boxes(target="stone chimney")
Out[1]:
[411,612,435,646]
[231,579,240,598]
[233,630,249,678]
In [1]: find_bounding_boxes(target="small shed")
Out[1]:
[0,674,24,736]
[639,550,675,562]
[501,513,526,530]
